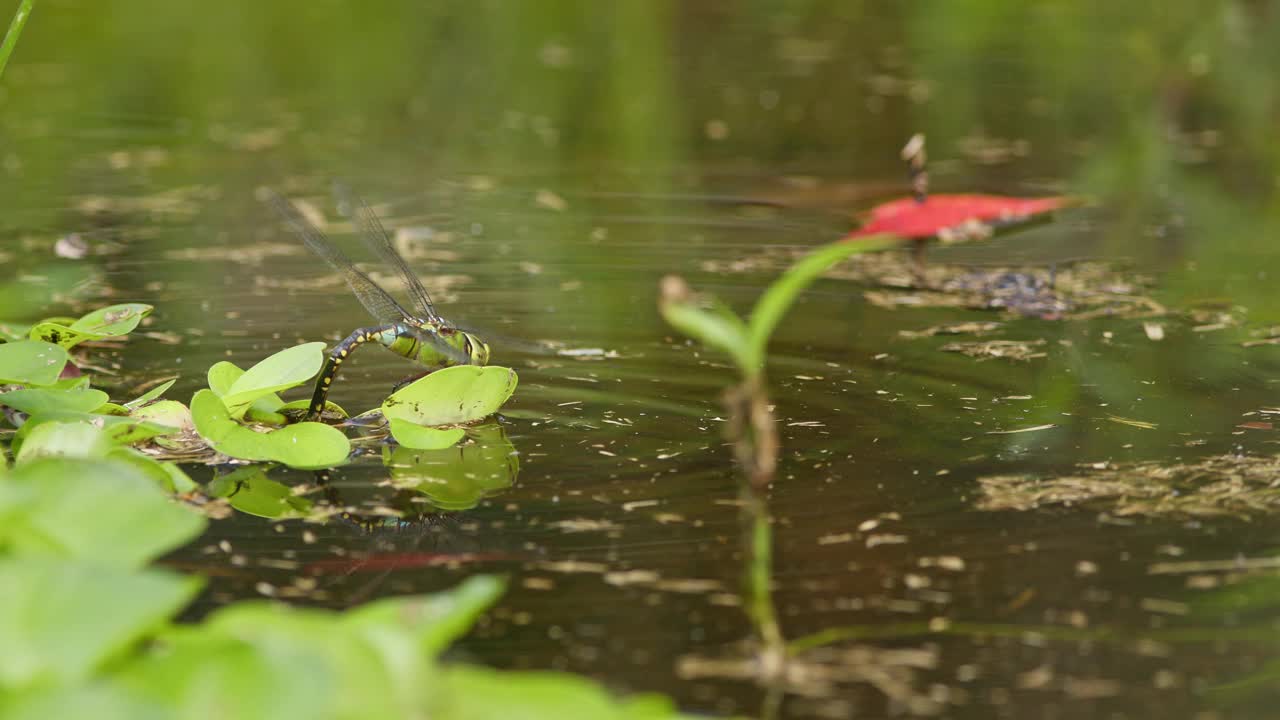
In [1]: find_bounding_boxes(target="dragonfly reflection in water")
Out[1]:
[263,186,490,420]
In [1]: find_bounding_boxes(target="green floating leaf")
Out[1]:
[27,304,153,350]
[26,321,93,350]
[131,399,192,432]
[12,413,178,454]
[206,465,312,519]
[389,420,465,450]
[381,365,518,427]
[217,342,324,420]
[0,321,31,341]
[383,423,518,511]
[745,236,897,370]
[191,389,350,469]
[0,456,207,567]
[70,303,153,336]
[0,559,201,690]
[0,387,109,416]
[123,377,177,410]
[14,421,115,464]
[0,340,68,385]
[206,361,242,397]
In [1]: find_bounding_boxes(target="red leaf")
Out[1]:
[846,193,1071,240]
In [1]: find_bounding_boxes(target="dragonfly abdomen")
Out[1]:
[308,324,398,419]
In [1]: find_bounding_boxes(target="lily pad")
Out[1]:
[0,387,109,416]
[381,365,518,426]
[217,343,324,420]
[206,465,313,519]
[28,303,153,349]
[190,389,350,468]
[388,421,465,450]
[71,303,154,335]
[0,340,68,385]
[132,400,193,432]
[208,360,285,416]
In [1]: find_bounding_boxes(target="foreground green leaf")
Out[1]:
[191,389,350,468]
[0,340,67,385]
[437,666,685,720]
[0,457,206,567]
[0,560,202,690]
[1,683,166,720]
[381,366,518,427]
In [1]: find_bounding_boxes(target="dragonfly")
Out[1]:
[264,186,490,421]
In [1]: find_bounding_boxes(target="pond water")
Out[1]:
[5,2,1280,718]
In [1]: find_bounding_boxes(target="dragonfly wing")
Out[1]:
[333,182,442,323]
[263,189,413,327]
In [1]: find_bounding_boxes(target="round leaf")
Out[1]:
[0,340,68,385]
[220,343,325,420]
[191,389,350,468]
[381,366,518,426]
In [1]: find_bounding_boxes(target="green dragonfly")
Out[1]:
[264,187,490,421]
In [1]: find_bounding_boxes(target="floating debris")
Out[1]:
[979,453,1280,517]
[898,321,1003,339]
[1106,414,1158,430]
[704,247,1163,320]
[941,339,1047,361]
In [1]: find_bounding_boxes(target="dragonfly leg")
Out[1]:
[307,325,393,421]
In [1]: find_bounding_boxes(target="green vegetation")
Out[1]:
[0,302,680,718]
[0,456,681,718]
[659,236,894,676]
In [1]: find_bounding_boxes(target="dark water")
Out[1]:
[5,2,1280,717]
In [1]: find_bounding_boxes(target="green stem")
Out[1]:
[0,0,33,81]
[743,485,783,651]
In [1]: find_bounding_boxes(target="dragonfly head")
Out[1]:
[460,332,490,366]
